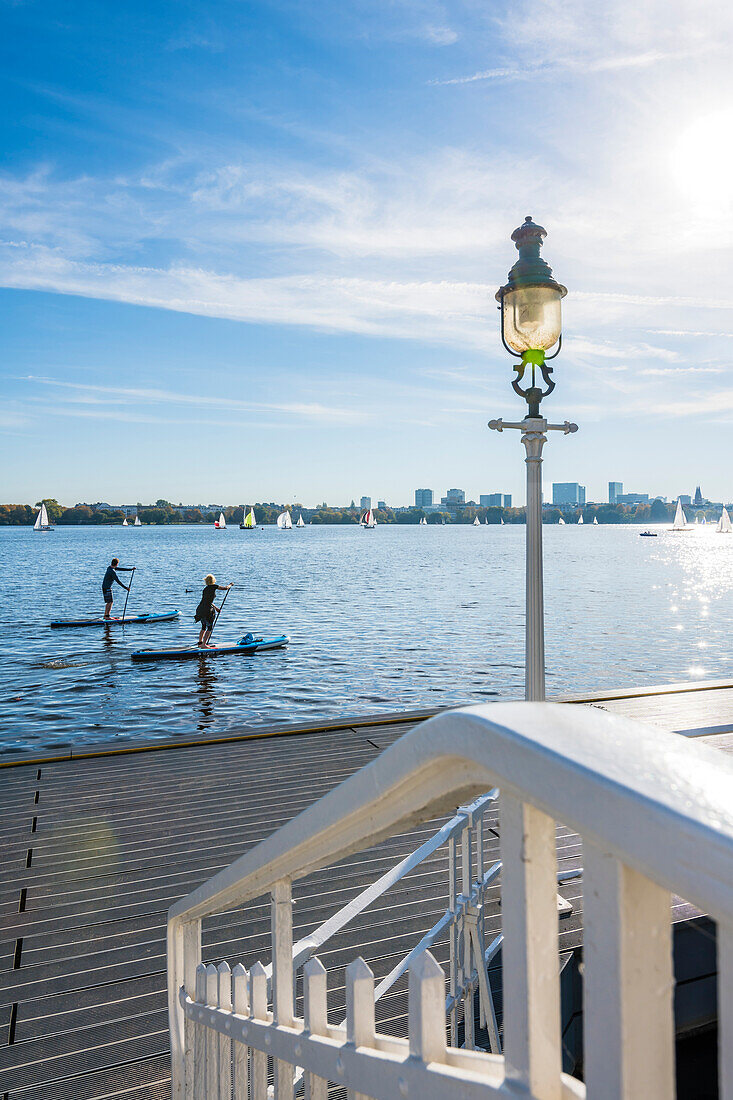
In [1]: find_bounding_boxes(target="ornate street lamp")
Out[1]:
[489,217,577,701]
[496,215,567,418]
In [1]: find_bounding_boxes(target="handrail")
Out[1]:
[168,701,733,1099]
[169,702,733,926]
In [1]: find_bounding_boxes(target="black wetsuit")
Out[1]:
[195,584,224,629]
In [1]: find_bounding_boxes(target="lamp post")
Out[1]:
[489,217,578,702]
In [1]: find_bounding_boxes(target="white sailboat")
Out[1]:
[361,509,377,528]
[419,516,427,526]
[33,503,53,532]
[473,515,480,526]
[716,508,732,534]
[122,517,129,526]
[277,510,293,529]
[558,516,566,525]
[215,512,227,530]
[671,499,691,532]
[577,513,584,525]
[593,516,599,525]
[241,508,256,530]
[134,515,142,526]
[484,517,489,525]
[296,513,305,528]
[500,517,505,525]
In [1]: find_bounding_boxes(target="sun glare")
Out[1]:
[671,108,733,214]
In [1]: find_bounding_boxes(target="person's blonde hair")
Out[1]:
[204,574,216,586]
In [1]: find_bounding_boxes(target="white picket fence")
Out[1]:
[168,701,733,1099]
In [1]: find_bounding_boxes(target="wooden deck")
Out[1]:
[1,682,732,1098]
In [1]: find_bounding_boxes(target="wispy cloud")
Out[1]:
[23,377,367,423]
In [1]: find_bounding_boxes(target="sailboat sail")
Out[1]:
[277,511,293,529]
[717,508,732,533]
[296,513,305,527]
[361,509,376,528]
[473,516,480,526]
[245,508,256,528]
[672,500,688,531]
[215,512,227,529]
[558,516,566,525]
[34,503,52,531]
[134,515,141,526]
[577,513,584,525]
[593,516,599,525]
[122,517,129,526]
[500,517,505,525]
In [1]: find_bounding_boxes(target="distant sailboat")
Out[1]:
[701,515,707,525]
[277,510,293,529]
[671,499,691,532]
[419,516,427,526]
[484,517,489,525]
[577,513,584,525]
[716,508,732,534]
[593,516,599,525]
[134,515,142,526]
[296,513,305,528]
[215,512,227,530]
[558,516,566,525]
[33,503,53,532]
[241,508,256,530]
[122,517,129,526]
[473,515,480,526]
[500,517,505,526]
[361,509,377,528]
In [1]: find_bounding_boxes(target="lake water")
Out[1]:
[1,522,731,755]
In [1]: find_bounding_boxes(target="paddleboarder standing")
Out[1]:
[102,558,132,619]
[195,574,233,648]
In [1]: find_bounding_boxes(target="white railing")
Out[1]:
[168,701,733,1100]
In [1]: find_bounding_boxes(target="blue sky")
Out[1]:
[2,0,732,506]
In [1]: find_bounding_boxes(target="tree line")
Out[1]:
[0,498,719,526]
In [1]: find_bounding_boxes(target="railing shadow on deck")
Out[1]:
[168,701,733,1099]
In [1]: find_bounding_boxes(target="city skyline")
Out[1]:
[2,0,733,503]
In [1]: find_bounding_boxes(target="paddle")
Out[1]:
[206,584,232,647]
[121,567,136,625]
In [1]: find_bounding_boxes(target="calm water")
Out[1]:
[1,523,732,754]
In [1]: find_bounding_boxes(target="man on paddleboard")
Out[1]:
[195,574,233,648]
[102,558,132,619]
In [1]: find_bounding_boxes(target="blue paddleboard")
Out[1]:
[50,611,180,628]
[131,634,290,661]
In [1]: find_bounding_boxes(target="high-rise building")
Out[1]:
[609,481,623,504]
[694,486,704,506]
[377,501,386,511]
[480,493,503,507]
[360,496,371,512]
[503,495,512,508]
[679,494,691,506]
[414,489,433,508]
[445,488,465,504]
[553,483,586,506]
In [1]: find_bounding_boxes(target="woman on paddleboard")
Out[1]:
[195,574,233,648]
[102,558,132,619]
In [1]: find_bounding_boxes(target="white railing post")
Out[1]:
[250,961,269,1100]
[272,878,295,1100]
[205,964,220,1098]
[719,920,733,1100]
[217,962,232,1099]
[303,957,328,1100]
[232,964,249,1100]
[500,792,562,1099]
[194,964,207,1100]
[346,958,375,1100]
[448,833,458,1046]
[409,950,446,1064]
[583,842,675,1099]
[170,918,201,1100]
